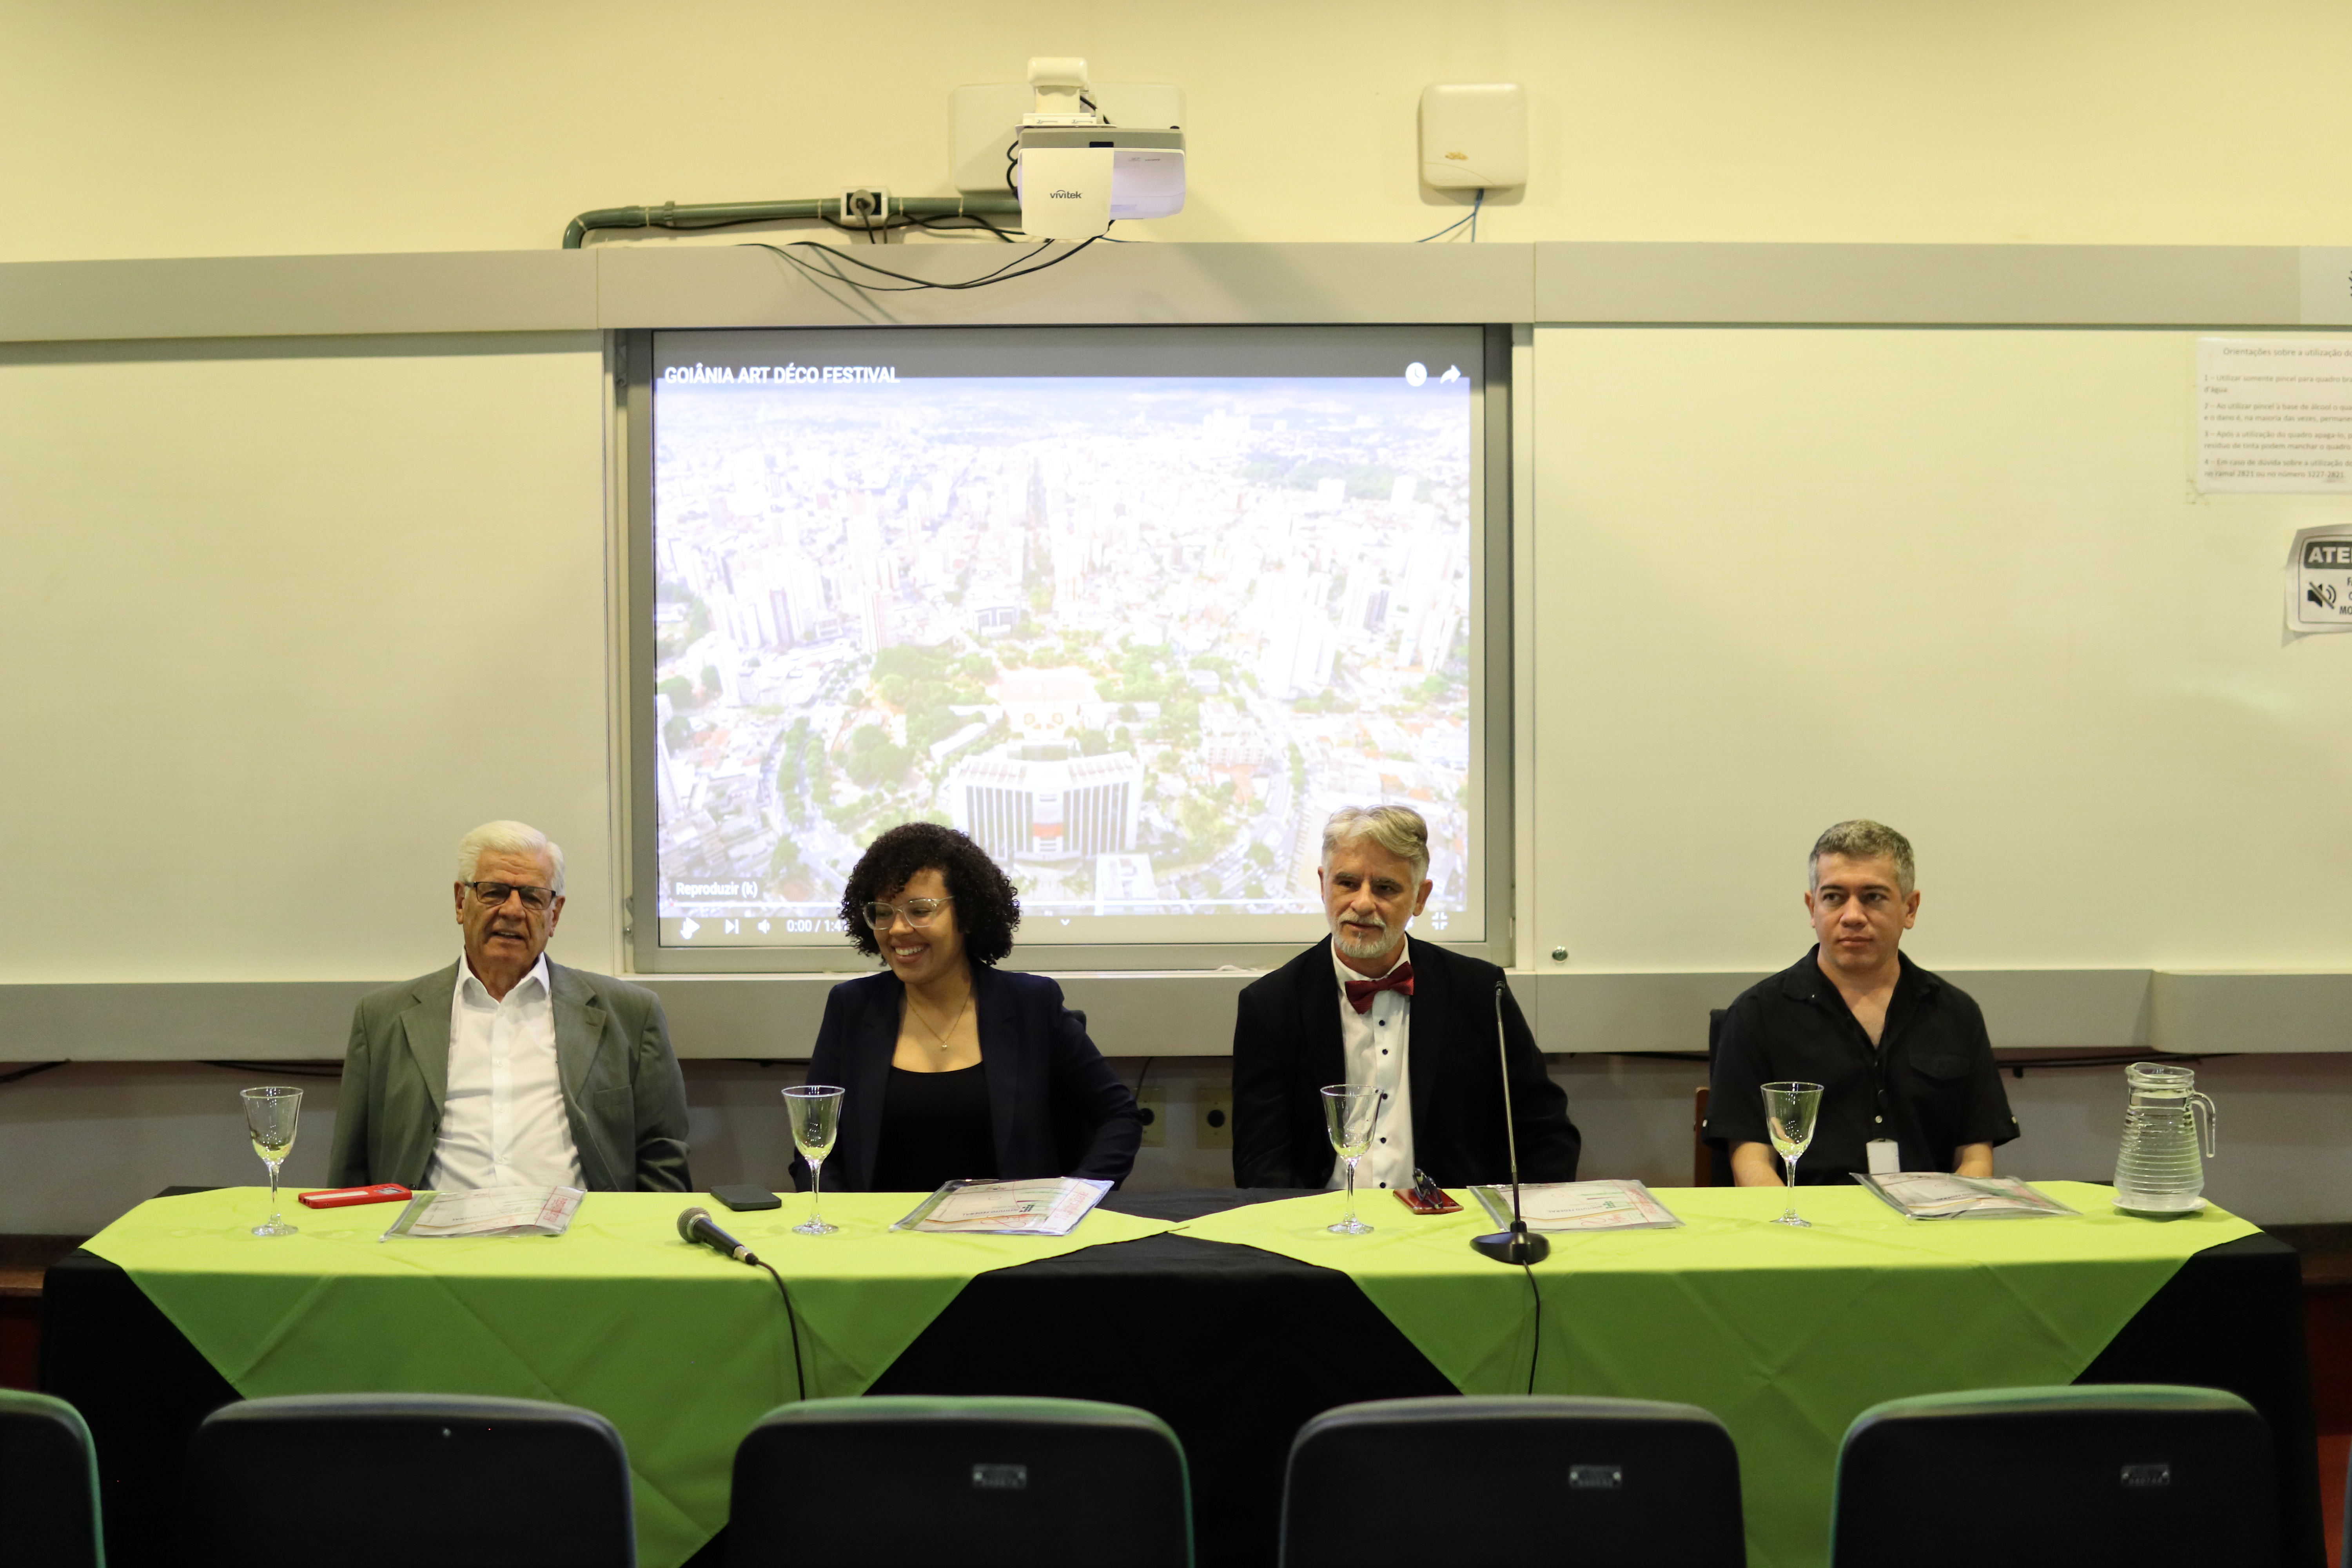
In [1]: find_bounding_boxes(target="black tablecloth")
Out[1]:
[40,1189,2322,1568]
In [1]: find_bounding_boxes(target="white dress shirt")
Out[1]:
[1327,937,1416,1193]
[426,953,585,1192]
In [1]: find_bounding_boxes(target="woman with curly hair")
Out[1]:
[797,821,1141,1192]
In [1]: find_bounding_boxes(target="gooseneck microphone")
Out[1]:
[678,1206,761,1267]
[1471,979,1551,1266]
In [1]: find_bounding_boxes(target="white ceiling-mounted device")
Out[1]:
[1419,83,1527,190]
[962,57,1183,240]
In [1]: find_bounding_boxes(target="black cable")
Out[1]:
[1131,1056,1154,1102]
[912,213,1019,242]
[819,212,1024,244]
[765,236,1052,289]
[766,237,1062,294]
[744,235,1102,295]
[0,1061,66,1087]
[1521,1258,1543,1394]
[753,1258,809,1400]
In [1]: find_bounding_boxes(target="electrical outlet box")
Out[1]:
[952,82,1185,196]
[1196,1087,1234,1149]
[1136,1084,1167,1149]
[1419,83,1526,189]
[839,187,891,228]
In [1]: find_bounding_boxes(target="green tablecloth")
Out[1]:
[1176,1181,2259,1568]
[83,1188,1175,1568]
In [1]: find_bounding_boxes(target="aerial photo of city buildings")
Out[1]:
[651,365,1475,946]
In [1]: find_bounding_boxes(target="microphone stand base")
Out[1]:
[1471,1227,1551,1265]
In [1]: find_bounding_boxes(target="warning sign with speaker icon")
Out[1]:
[2290,526,2352,633]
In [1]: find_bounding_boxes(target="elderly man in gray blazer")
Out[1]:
[328,820,690,1192]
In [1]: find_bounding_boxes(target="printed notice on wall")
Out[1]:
[2287,526,2352,635]
[2198,337,2352,493]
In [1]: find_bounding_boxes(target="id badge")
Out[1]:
[1866,1139,1901,1175]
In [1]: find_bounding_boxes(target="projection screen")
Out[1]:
[626,325,1510,973]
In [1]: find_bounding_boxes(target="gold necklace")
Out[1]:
[908,987,972,1051]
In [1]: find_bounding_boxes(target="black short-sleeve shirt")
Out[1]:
[1706,947,2018,1181]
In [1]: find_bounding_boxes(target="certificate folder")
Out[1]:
[1851,1172,2078,1220]
[891,1177,1112,1236]
[1468,1179,1684,1233]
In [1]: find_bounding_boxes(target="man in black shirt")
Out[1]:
[1708,820,2017,1184]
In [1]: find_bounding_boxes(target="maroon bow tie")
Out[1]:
[1343,964,1415,1014]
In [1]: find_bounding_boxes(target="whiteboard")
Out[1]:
[0,333,613,984]
[1526,327,2352,974]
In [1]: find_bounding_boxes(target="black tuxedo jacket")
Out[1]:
[1230,937,1580,1189]
[799,965,1141,1191]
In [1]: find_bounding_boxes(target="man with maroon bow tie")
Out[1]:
[1230,805,1581,1191]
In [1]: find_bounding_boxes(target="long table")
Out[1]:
[42,1187,2322,1568]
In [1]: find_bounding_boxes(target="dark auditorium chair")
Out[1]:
[0,1388,105,1568]
[1281,1395,1744,1568]
[728,1395,1191,1568]
[186,1393,635,1568]
[1831,1384,2276,1568]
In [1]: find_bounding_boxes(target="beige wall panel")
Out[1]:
[3,2,2352,261]
[1527,327,2352,974]
[0,334,613,982]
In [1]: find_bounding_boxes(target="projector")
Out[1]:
[1015,57,1185,240]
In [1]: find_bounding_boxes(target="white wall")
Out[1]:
[1,1,2348,261]
[1525,327,2352,973]
[3,3,2350,1227]
[0,335,615,982]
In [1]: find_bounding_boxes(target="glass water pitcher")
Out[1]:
[2112,1062,2217,1214]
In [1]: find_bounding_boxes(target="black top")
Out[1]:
[800,967,1140,1192]
[870,1063,1000,1193]
[1230,936,1580,1189]
[1706,947,2018,1181]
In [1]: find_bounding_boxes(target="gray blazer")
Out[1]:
[327,960,691,1192]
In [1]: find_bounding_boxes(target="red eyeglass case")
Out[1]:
[297,1183,413,1209]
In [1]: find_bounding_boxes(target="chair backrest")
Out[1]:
[1702,1009,1733,1184]
[0,1388,105,1568]
[1281,1395,1744,1568]
[729,1395,1191,1568]
[1831,1384,2276,1568]
[186,1393,635,1568]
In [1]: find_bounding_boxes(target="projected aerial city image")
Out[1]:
[650,366,1475,943]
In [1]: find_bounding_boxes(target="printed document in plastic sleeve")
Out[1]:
[381,1186,584,1239]
[1851,1172,2077,1220]
[1470,1178,1684,1232]
[893,1177,1112,1236]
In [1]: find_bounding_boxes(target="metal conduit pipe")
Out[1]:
[562,194,1023,249]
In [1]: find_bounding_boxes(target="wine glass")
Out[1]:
[241,1086,303,1238]
[1320,1083,1385,1235]
[785,1085,846,1236]
[1762,1081,1824,1228]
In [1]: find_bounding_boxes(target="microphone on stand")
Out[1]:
[1472,978,1550,1266]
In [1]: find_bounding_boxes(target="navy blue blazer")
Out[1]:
[798,965,1142,1191]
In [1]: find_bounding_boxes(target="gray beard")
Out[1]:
[1334,922,1397,961]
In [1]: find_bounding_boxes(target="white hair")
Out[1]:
[1319,804,1430,884]
[457,820,566,895]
